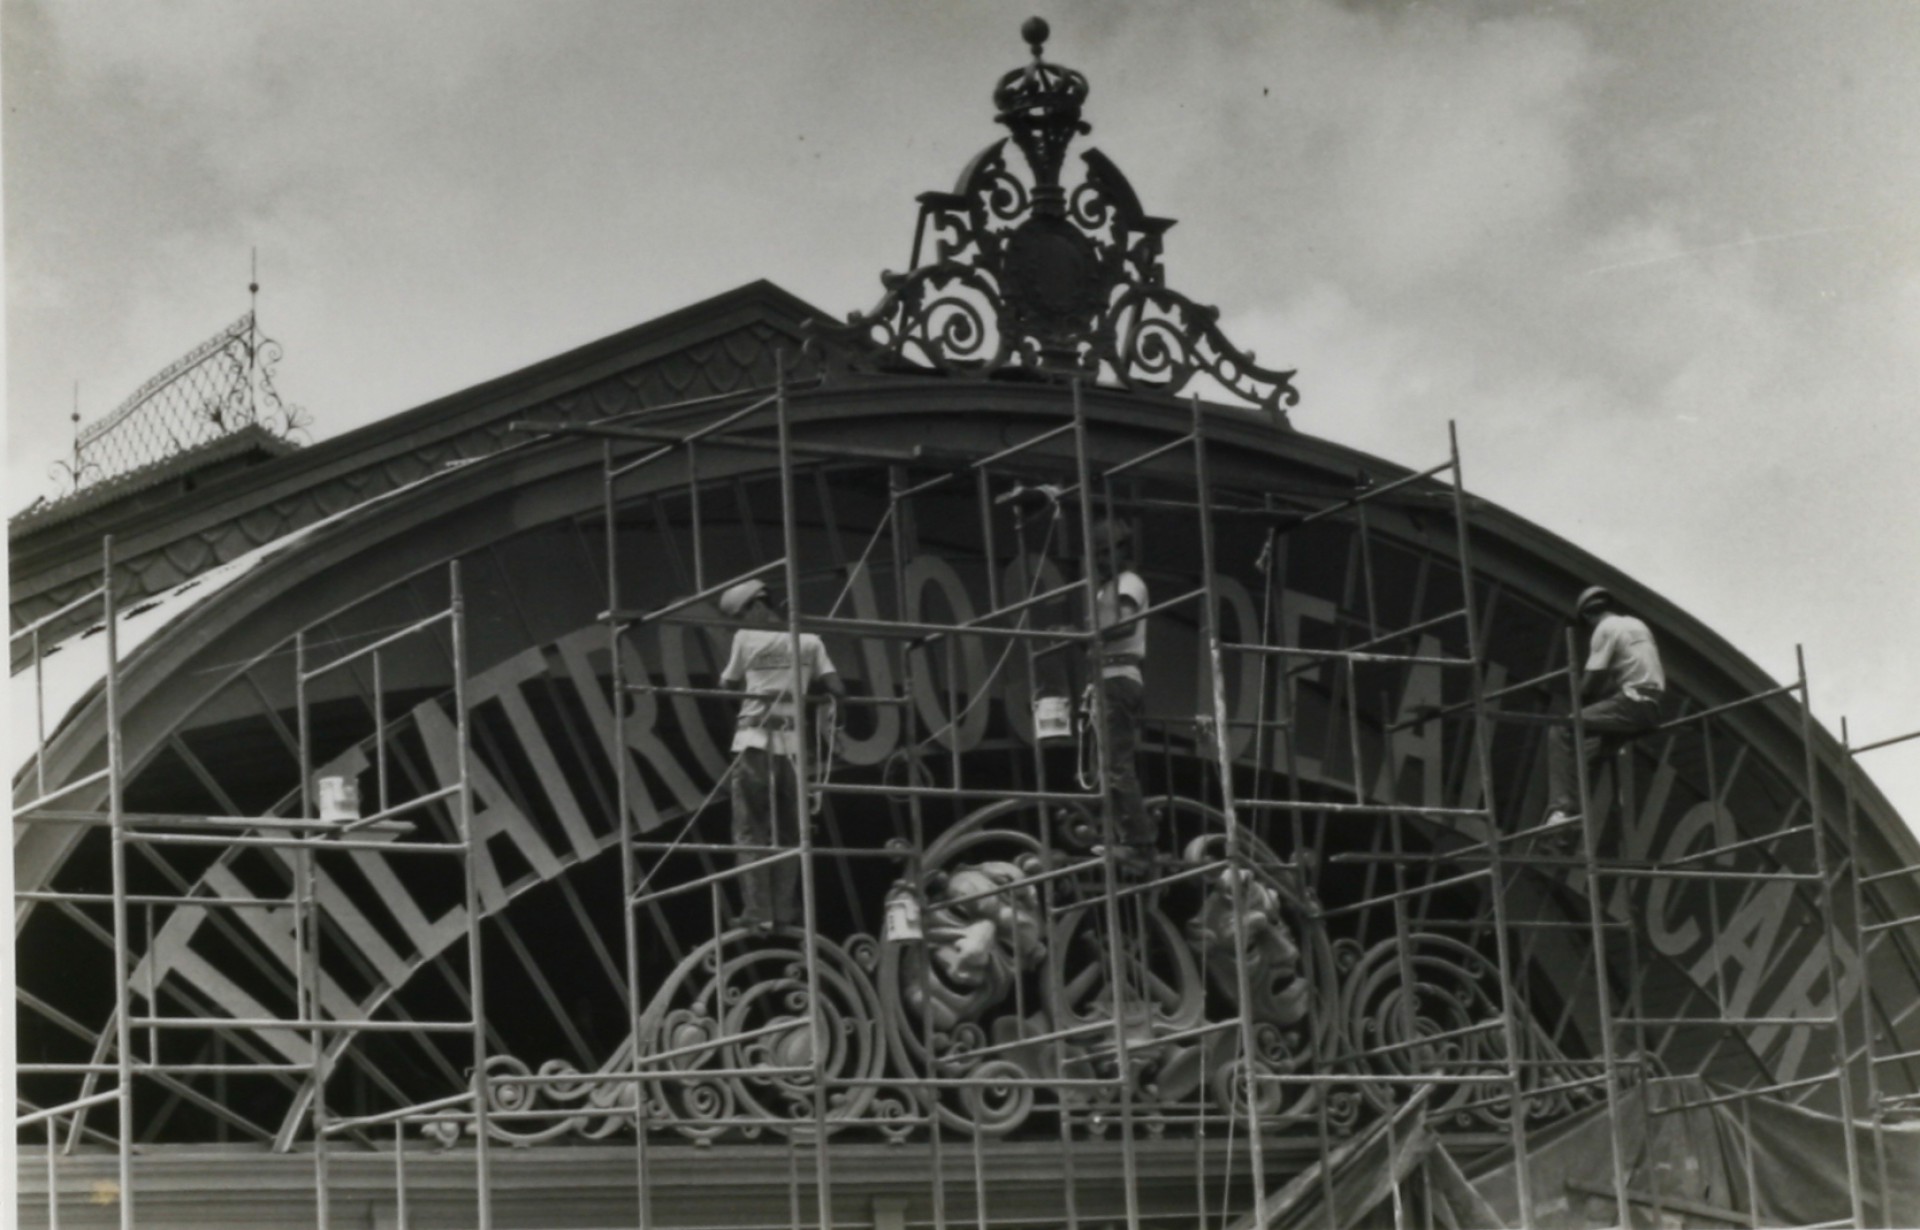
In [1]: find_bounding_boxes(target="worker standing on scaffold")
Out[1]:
[1087,517,1156,865]
[717,578,847,934]
[1543,584,1665,835]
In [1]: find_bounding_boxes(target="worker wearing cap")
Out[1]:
[1544,585,1666,831]
[716,578,846,932]
[1088,518,1154,854]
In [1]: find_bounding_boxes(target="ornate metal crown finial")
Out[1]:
[810,19,1300,425]
[992,17,1090,210]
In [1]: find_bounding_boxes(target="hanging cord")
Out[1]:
[810,693,839,815]
[879,496,1066,791]
[629,747,749,901]
[824,503,896,619]
[1076,683,1099,792]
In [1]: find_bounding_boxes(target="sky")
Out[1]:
[4,0,1918,823]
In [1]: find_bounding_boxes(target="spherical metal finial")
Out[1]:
[1022,16,1050,57]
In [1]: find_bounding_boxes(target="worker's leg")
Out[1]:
[769,755,804,926]
[731,748,776,927]
[1101,674,1153,846]
[1544,694,1660,818]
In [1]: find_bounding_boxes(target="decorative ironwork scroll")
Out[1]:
[50,309,307,495]
[809,18,1300,426]
[460,794,1601,1147]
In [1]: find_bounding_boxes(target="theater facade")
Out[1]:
[14,22,1920,1230]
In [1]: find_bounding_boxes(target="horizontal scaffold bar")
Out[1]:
[1563,1180,1753,1228]
[605,395,780,479]
[519,417,922,467]
[1248,1072,1511,1086]
[301,609,451,681]
[820,782,1103,804]
[1320,865,1493,917]
[938,855,1105,910]
[509,376,818,437]
[609,558,787,626]
[627,840,913,860]
[1620,1015,1838,1029]
[1654,684,1799,733]
[19,809,415,834]
[1863,912,1920,935]
[1647,1070,1837,1114]
[1667,824,1813,867]
[132,1017,479,1033]
[1047,858,1229,915]
[630,849,802,907]
[19,1062,315,1076]
[1388,666,1566,733]
[11,585,109,643]
[1315,1018,1503,1066]
[1285,457,1456,534]
[15,1090,121,1129]
[972,421,1077,469]
[1224,641,1474,669]
[1101,431,1196,480]
[1237,797,1489,819]
[13,768,113,816]
[625,683,908,706]
[1854,727,1920,756]
[319,1091,476,1135]
[798,613,1091,645]
[16,890,302,910]
[122,832,464,855]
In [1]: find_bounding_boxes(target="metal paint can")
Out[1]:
[317,776,361,822]
[1033,695,1073,744]
[883,885,923,942]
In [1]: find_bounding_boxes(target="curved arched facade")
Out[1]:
[14,289,1920,1224]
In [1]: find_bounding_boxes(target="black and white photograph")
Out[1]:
[8,3,1919,1226]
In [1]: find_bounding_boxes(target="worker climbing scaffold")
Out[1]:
[1543,582,1668,838]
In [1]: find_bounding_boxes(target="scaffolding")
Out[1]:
[1842,718,1920,1218]
[14,367,1918,1229]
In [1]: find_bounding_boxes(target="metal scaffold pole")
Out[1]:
[1843,717,1920,1216]
[602,434,659,1230]
[774,350,838,1226]
[1564,625,1636,1221]
[1446,422,1537,1228]
[1795,647,1866,1229]
[1070,376,1145,1229]
[105,535,136,1230]
[1190,397,1271,1228]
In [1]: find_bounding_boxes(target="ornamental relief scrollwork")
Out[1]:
[450,795,1601,1148]
[807,21,1300,425]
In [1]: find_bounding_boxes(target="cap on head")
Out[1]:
[1090,517,1133,547]
[1574,585,1613,618]
[719,578,769,617]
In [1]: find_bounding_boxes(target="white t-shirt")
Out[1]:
[1586,612,1665,701]
[720,628,838,753]
[1094,570,1149,682]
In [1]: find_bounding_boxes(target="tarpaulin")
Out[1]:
[1721,1087,1920,1229]
[1469,1074,1920,1227]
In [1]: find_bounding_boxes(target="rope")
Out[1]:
[825,504,896,619]
[629,748,748,901]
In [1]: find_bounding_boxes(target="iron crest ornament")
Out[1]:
[811,17,1301,426]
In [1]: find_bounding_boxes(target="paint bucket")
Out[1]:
[317,776,361,823]
[883,885,923,943]
[1033,695,1073,744]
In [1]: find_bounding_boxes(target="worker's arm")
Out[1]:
[1578,624,1614,703]
[1097,595,1143,644]
[812,670,848,702]
[719,633,747,692]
